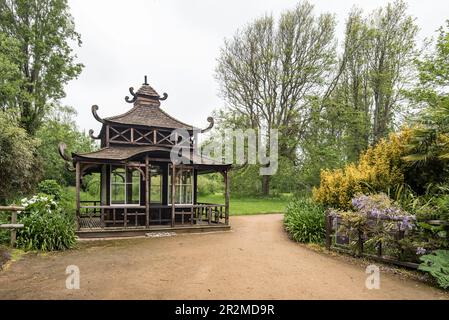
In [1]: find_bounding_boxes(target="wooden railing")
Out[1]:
[195,203,226,225]
[0,206,25,247]
[80,200,101,215]
[77,202,226,230]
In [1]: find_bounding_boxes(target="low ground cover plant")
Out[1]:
[418,250,449,289]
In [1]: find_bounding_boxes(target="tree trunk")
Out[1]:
[262,175,270,196]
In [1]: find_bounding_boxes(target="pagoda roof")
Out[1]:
[101,80,193,130]
[104,102,193,130]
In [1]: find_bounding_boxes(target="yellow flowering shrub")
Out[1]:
[312,129,412,209]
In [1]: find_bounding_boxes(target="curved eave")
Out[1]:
[72,146,172,162]
[72,145,232,169]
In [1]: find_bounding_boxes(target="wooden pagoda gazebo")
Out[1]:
[59,77,231,238]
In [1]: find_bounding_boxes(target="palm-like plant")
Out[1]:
[403,22,449,164]
[403,103,449,163]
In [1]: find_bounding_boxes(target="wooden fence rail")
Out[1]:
[0,206,25,247]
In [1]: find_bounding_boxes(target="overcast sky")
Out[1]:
[63,0,449,134]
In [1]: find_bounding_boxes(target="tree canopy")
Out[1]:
[214,0,419,195]
[0,111,39,203]
[0,0,83,135]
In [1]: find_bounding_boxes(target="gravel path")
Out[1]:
[0,214,447,299]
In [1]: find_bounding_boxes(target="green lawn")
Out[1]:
[63,187,291,216]
[198,193,291,215]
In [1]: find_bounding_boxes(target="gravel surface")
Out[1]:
[0,214,447,299]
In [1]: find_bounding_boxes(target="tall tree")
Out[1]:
[0,32,22,110]
[317,1,418,162]
[275,1,419,192]
[215,1,337,194]
[36,105,94,186]
[368,0,418,142]
[0,0,83,135]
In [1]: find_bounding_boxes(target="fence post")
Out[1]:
[377,241,382,257]
[10,211,17,247]
[357,229,364,257]
[0,206,24,247]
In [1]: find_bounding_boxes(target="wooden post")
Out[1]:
[10,211,17,247]
[224,170,230,225]
[171,164,176,227]
[193,168,197,224]
[358,230,364,257]
[0,206,25,247]
[106,124,110,147]
[193,169,198,205]
[100,165,106,229]
[75,162,81,220]
[208,207,211,225]
[145,155,150,228]
[377,241,382,257]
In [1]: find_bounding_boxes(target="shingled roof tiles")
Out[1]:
[104,84,193,130]
[136,84,159,97]
[105,104,193,130]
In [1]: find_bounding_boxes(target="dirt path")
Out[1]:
[0,214,447,299]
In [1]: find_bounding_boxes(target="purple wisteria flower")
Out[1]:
[352,195,369,210]
[399,215,416,230]
[350,193,415,230]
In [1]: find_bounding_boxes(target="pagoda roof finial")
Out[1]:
[124,76,168,104]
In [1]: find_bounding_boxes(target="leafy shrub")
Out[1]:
[418,250,449,290]
[16,195,76,251]
[313,130,412,209]
[230,165,262,196]
[59,187,76,213]
[284,198,325,243]
[0,111,40,203]
[37,179,63,200]
[394,187,449,252]
[197,173,223,196]
[83,173,101,198]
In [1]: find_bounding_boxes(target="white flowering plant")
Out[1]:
[17,194,76,251]
[20,195,58,215]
